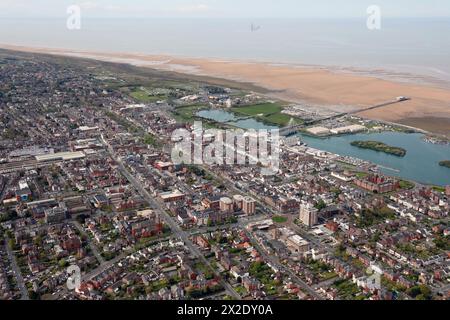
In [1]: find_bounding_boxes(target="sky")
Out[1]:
[0,0,450,19]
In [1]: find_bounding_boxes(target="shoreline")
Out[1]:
[1,43,450,137]
[1,43,449,90]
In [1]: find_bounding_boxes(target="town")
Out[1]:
[0,49,448,301]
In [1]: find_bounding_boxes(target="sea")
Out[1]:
[0,17,450,87]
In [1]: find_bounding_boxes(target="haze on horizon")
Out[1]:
[0,0,450,19]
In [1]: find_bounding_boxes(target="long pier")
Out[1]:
[280,97,411,136]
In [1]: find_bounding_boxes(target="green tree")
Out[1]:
[315,200,326,211]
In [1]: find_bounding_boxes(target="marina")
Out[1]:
[196,109,450,186]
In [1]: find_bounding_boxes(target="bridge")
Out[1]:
[279,97,411,136]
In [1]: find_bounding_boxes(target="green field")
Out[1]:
[272,216,288,224]
[231,103,302,126]
[265,113,302,126]
[172,105,205,122]
[399,180,415,190]
[231,103,282,116]
[171,105,219,129]
[129,87,165,103]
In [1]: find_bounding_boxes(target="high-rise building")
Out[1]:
[242,197,256,215]
[220,197,234,213]
[299,203,318,227]
[233,195,244,211]
[45,204,67,224]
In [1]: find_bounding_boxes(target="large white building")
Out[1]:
[330,125,366,135]
[242,197,256,215]
[299,202,318,227]
[306,126,330,136]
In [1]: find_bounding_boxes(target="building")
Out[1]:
[93,194,109,208]
[270,227,310,253]
[177,208,191,225]
[331,171,354,182]
[306,127,330,137]
[233,195,244,211]
[266,196,298,214]
[35,151,85,162]
[242,197,256,215]
[45,205,67,224]
[446,185,450,197]
[16,188,32,202]
[299,203,318,227]
[286,235,310,253]
[355,175,399,194]
[202,196,221,210]
[131,217,162,238]
[64,196,91,215]
[159,190,186,203]
[220,197,234,213]
[330,125,366,135]
[154,161,174,171]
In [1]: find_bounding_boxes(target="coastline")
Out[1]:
[1,43,450,137]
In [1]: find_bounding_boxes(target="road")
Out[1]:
[199,165,331,299]
[54,234,178,299]
[244,231,324,300]
[101,135,241,300]
[5,236,30,300]
[71,221,105,264]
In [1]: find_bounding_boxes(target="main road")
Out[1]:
[244,231,324,300]
[100,135,241,300]
[71,221,106,264]
[5,236,30,300]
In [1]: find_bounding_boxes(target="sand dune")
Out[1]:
[1,44,449,135]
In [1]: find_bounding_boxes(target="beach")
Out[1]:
[1,44,449,136]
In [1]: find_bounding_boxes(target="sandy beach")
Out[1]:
[1,44,449,136]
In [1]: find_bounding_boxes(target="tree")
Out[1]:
[58,259,68,268]
[8,239,15,250]
[315,200,326,211]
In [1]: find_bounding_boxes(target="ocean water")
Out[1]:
[1,17,450,86]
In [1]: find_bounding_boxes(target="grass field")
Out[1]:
[265,113,302,126]
[399,180,415,190]
[173,105,205,122]
[129,87,165,103]
[231,102,302,126]
[272,216,288,224]
[231,103,282,116]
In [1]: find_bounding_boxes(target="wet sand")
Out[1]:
[1,44,449,135]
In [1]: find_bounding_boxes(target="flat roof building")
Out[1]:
[306,127,330,137]
[330,125,366,135]
[35,151,85,162]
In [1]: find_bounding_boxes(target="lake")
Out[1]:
[300,132,450,186]
[197,109,279,130]
[197,109,450,186]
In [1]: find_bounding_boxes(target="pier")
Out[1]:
[280,97,411,136]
